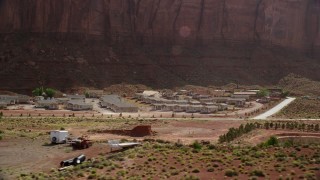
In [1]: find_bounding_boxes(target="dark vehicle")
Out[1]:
[60,154,86,167]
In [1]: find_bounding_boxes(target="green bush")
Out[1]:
[192,141,202,150]
[265,136,279,146]
[250,169,265,177]
[225,169,238,177]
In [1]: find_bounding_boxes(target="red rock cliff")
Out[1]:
[0,0,319,90]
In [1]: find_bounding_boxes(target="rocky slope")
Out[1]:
[0,0,319,92]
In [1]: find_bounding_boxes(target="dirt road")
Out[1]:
[252,97,296,120]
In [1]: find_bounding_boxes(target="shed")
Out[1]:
[217,103,228,111]
[66,100,93,111]
[0,101,7,109]
[0,95,18,105]
[186,105,203,113]
[67,95,86,101]
[36,99,59,110]
[228,98,246,107]
[201,106,218,114]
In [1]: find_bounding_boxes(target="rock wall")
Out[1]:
[0,0,319,91]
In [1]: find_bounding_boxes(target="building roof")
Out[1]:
[233,92,257,95]
[37,99,58,104]
[101,95,137,108]
[67,95,85,99]
[68,100,91,106]
[142,90,160,97]
[205,106,219,109]
[0,95,18,99]
[0,101,7,105]
[228,98,246,101]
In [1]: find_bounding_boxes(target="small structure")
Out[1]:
[142,90,161,98]
[173,105,188,112]
[227,98,246,107]
[100,95,138,112]
[233,91,257,100]
[17,94,31,103]
[50,130,69,144]
[66,100,93,111]
[36,99,59,110]
[201,106,218,114]
[86,90,104,98]
[67,95,86,101]
[0,95,18,105]
[189,100,201,105]
[162,104,175,111]
[186,105,203,113]
[0,101,7,109]
[34,96,44,102]
[153,104,165,111]
[56,98,69,105]
[211,97,229,103]
[217,103,228,111]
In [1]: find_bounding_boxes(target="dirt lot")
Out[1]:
[1,117,319,179]
[0,117,243,179]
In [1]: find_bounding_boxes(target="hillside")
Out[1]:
[0,0,320,91]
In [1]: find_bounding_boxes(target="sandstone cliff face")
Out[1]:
[0,0,319,91]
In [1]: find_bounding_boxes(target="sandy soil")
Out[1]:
[0,119,244,179]
[0,137,109,179]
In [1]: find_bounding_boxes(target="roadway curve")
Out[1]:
[252,97,296,120]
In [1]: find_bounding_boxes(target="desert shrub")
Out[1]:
[192,169,200,173]
[265,136,279,146]
[207,168,214,172]
[192,141,202,151]
[225,169,238,177]
[183,175,200,180]
[250,169,265,177]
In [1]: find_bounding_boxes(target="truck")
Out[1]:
[70,136,93,149]
[50,130,69,144]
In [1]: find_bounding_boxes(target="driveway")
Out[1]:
[252,97,296,120]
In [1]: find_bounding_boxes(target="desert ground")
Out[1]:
[0,116,320,179]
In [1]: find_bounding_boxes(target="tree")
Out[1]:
[257,88,270,98]
[281,90,290,98]
[32,87,44,96]
[45,88,56,98]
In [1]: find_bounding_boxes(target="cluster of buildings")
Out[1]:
[35,95,93,111]
[133,89,265,114]
[0,94,31,109]
[134,91,226,114]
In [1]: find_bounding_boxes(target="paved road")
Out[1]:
[252,97,296,120]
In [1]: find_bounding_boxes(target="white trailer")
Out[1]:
[50,130,69,144]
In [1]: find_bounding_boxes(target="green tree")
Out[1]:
[281,90,290,98]
[32,87,44,96]
[257,88,270,98]
[45,88,56,98]
[265,136,278,146]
